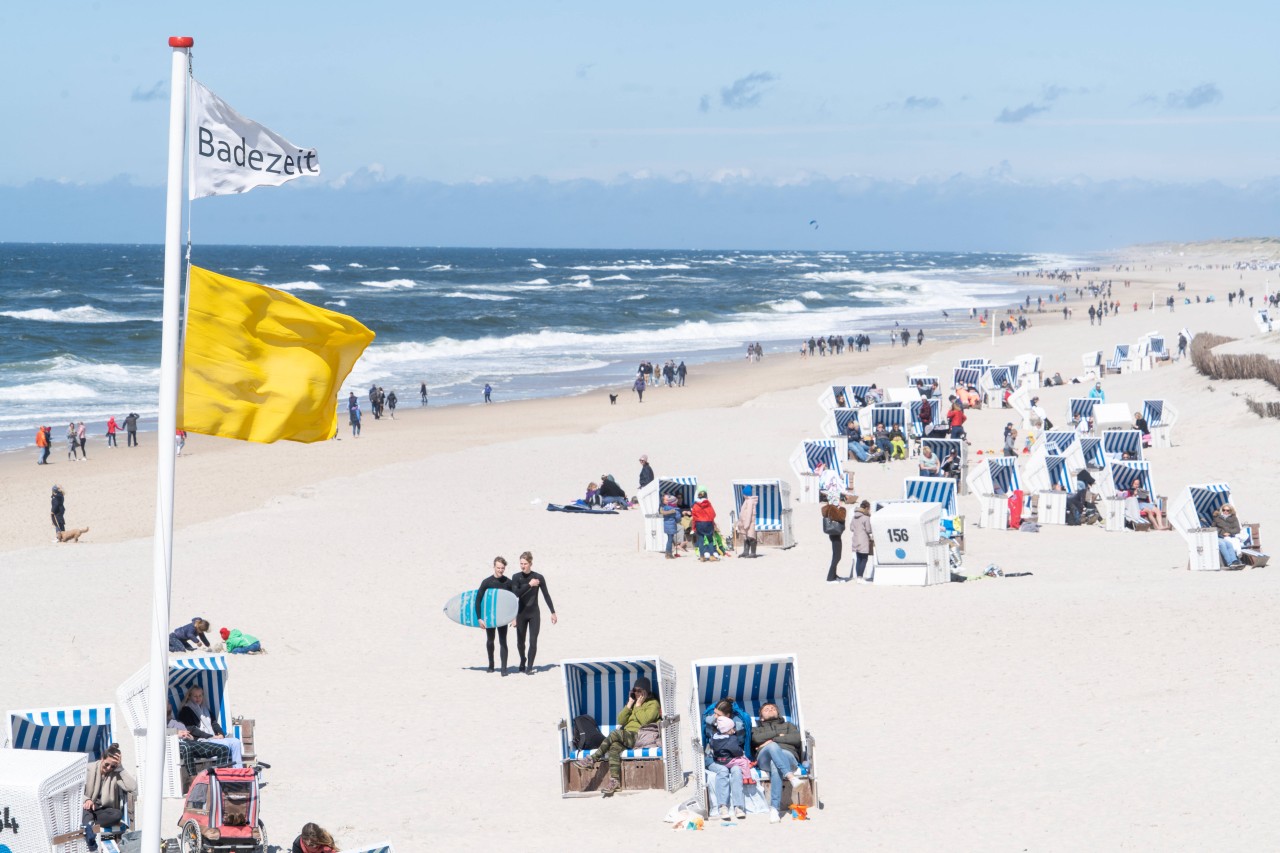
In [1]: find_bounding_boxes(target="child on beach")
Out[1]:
[712,713,756,784]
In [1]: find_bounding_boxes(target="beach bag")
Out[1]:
[633,723,661,750]
[571,715,604,752]
[822,515,844,536]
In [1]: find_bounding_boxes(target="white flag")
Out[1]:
[189,78,320,200]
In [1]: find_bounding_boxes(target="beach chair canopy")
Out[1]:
[1142,399,1177,427]
[870,405,906,430]
[733,480,786,532]
[1109,460,1153,497]
[1079,437,1105,469]
[7,704,114,760]
[1042,430,1076,454]
[1082,350,1103,368]
[117,654,230,737]
[691,655,804,751]
[1068,397,1098,422]
[1010,353,1042,375]
[952,367,981,388]
[966,457,1021,496]
[1101,429,1143,461]
[847,384,872,405]
[1025,450,1072,492]
[910,375,940,391]
[1108,344,1130,369]
[657,477,700,507]
[909,399,944,433]
[903,476,957,516]
[832,408,861,435]
[958,357,990,369]
[1092,403,1133,431]
[829,385,849,407]
[1041,431,1086,475]
[1007,385,1032,421]
[904,363,929,380]
[923,438,964,468]
[987,365,1018,389]
[561,658,668,760]
[800,440,840,474]
[1146,336,1166,356]
[886,386,921,404]
[1168,483,1242,547]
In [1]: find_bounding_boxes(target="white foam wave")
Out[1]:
[247,265,268,274]
[793,263,820,268]
[666,308,680,315]
[569,264,692,271]
[1,381,99,402]
[359,279,416,289]
[325,300,348,307]
[598,274,632,281]
[568,274,591,281]
[768,300,808,313]
[623,294,646,301]
[347,263,364,268]
[443,292,516,301]
[655,275,714,282]
[271,281,324,291]
[528,259,546,269]
[0,306,155,324]
[801,290,824,300]
[523,278,551,285]
[387,266,400,271]
[307,264,331,272]
[426,264,453,272]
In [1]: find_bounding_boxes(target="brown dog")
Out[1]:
[57,527,89,543]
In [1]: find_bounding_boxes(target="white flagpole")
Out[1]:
[143,34,192,853]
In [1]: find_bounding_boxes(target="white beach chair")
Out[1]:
[1081,350,1103,379]
[1009,353,1043,387]
[1107,344,1131,374]
[1024,446,1073,523]
[952,366,982,389]
[1042,430,1087,474]
[817,385,849,411]
[557,656,681,797]
[922,437,967,494]
[819,407,860,440]
[1253,309,1274,334]
[1101,429,1143,462]
[0,747,90,853]
[636,476,699,552]
[903,363,929,381]
[731,480,795,549]
[789,440,844,504]
[958,357,990,369]
[965,457,1022,529]
[1168,483,1246,571]
[1068,397,1098,425]
[886,386,920,404]
[1091,402,1132,432]
[689,654,815,814]
[1142,399,1179,448]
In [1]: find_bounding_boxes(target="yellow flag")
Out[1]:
[180,266,375,443]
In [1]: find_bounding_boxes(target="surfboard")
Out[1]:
[444,588,519,628]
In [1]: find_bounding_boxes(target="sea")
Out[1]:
[0,243,1075,451]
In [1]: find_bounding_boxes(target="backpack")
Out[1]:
[571,715,604,752]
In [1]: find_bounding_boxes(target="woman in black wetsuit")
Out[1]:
[510,551,557,675]
[477,556,513,676]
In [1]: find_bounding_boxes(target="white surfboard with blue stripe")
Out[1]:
[444,588,519,628]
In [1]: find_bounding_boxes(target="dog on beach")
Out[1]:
[57,527,89,543]
[608,393,618,405]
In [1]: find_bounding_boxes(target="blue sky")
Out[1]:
[2,1,1278,249]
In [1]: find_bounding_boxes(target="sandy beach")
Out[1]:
[4,243,1279,851]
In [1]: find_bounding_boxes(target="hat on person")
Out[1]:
[741,485,753,497]
[639,454,649,463]
[633,676,652,693]
[52,484,61,493]
[220,627,231,641]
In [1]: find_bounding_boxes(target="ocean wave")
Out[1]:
[359,279,416,289]
[307,264,331,272]
[271,281,324,291]
[324,299,348,307]
[443,292,516,301]
[348,263,364,268]
[528,259,546,269]
[666,308,680,314]
[623,294,646,300]
[38,355,160,386]
[1,380,99,402]
[654,275,715,282]
[598,274,632,281]
[800,290,824,300]
[247,265,268,274]
[569,263,692,271]
[568,274,591,281]
[425,264,453,272]
[768,300,807,313]
[0,306,156,324]
[522,278,551,285]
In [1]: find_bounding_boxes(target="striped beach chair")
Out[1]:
[922,437,966,492]
[7,704,115,760]
[903,476,957,516]
[966,457,1022,529]
[1025,449,1072,493]
[1068,397,1098,423]
[637,476,699,552]
[818,385,849,410]
[1101,429,1143,461]
[986,364,1018,390]
[1107,459,1153,499]
[558,657,681,796]
[952,367,981,389]
[1168,483,1252,571]
[1107,344,1130,372]
[1042,431,1087,475]
[819,407,861,439]
[789,440,844,504]
[847,384,873,406]
[870,404,906,431]
[731,479,795,548]
[958,357,990,369]
[1010,353,1043,386]
[1142,398,1180,447]
[1080,437,1106,469]
[908,398,945,437]
[690,655,814,812]
[909,375,940,392]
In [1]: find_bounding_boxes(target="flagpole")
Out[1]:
[143,34,192,853]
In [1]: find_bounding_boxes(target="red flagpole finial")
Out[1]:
[169,36,194,48]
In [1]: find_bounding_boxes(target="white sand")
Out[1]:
[3,244,1279,850]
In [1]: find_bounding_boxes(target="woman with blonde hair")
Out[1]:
[291,822,337,853]
[1212,503,1245,567]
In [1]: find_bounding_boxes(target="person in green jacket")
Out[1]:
[573,676,661,794]
[220,626,262,654]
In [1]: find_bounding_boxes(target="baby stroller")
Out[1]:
[177,767,267,852]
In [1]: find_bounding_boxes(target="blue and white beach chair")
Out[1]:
[952,367,981,389]
[908,398,946,438]
[731,480,795,548]
[1142,398,1180,447]
[922,437,967,493]
[1068,397,1098,424]
[909,375,940,392]
[1024,447,1073,524]
[789,439,844,504]
[1107,344,1131,373]
[965,457,1023,529]
[1041,431,1087,477]
[847,384,873,406]
[819,407,861,440]
[1168,483,1256,571]
[1009,352,1043,386]
[1101,429,1143,462]
[818,385,850,411]
[558,656,681,796]
[903,476,957,516]
[637,476,700,552]
[689,655,814,813]
[1080,437,1105,470]
[869,404,906,432]
[1105,459,1154,500]
[958,357,990,369]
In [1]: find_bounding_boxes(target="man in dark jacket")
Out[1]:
[638,454,654,490]
[598,475,628,508]
[123,412,139,447]
[51,485,66,540]
[750,702,805,821]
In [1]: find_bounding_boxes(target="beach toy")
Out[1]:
[788,804,810,821]
[443,588,519,628]
[671,815,704,831]
[975,449,983,456]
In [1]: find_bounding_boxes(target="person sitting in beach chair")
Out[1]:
[179,686,245,767]
[572,677,662,795]
[940,450,962,481]
[82,744,136,853]
[168,708,234,780]
[751,702,806,823]
[918,446,941,477]
[1212,504,1246,568]
[872,424,893,456]
[1066,469,1098,526]
[1133,412,1152,447]
[888,425,907,460]
[703,699,749,820]
[1123,478,1170,530]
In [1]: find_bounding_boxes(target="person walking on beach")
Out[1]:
[51,485,66,541]
[386,390,397,419]
[349,403,362,437]
[677,361,687,386]
[633,374,645,403]
[35,425,48,464]
[420,381,428,405]
[106,416,118,447]
[510,551,557,675]
[67,422,79,461]
[483,383,493,403]
[822,492,847,583]
[123,412,139,447]
[638,454,654,490]
[917,329,924,346]
[477,556,514,675]
[77,421,87,459]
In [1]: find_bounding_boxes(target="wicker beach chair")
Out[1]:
[789,440,844,504]
[636,476,699,552]
[731,480,795,548]
[966,457,1022,529]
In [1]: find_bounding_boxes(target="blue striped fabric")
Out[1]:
[658,477,700,507]
[803,441,839,473]
[563,660,662,760]
[958,358,989,369]
[909,399,944,432]
[1190,484,1232,526]
[1080,438,1105,468]
[9,705,114,759]
[987,365,1018,388]
[167,655,230,736]
[733,481,783,531]
[1102,429,1142,460]
[1109,460,1153,496]
[910,376,940,390]
[871,405,906,430]
[847,384,872,405]
[1043,430,1077,454]
[694,659,798,729]
[832,408,861,434]
[952,367,981,388]
[1142,399,1165,427]
[1069,398,1097,421]
[1108,344,1130,369]
[903,476,957,515]
[987,458,1021,494]
[923,438,963,465]
[829,386,850,407]
[1042,455,1071,490]
[1148,336,1166,355]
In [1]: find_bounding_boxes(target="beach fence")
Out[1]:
[1143,399,1180,448]
[789,440,844,504]
[637,476,699,552]
[1169,483,1243,571]
[557,656,681,796]
[731,479,795,549]
[966,457,1022,529]
[689,655,815,814]
[0,747,91,853]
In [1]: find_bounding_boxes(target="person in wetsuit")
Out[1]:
[510,551,557,675]
[476,556,514,676]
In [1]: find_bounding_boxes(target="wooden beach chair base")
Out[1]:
[620,758,665,790]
